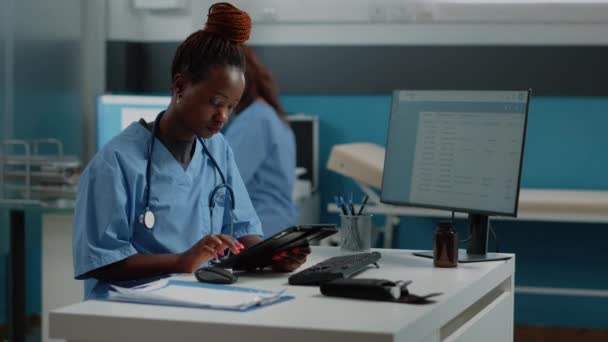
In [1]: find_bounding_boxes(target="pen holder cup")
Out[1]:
[340,214,372,252]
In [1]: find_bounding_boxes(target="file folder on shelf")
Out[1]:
[108,279,291,311]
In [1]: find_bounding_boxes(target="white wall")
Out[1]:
[108,0,608,45]
[81,1,107,163]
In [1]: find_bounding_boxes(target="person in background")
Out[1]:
[224,46,298,237]
[72,2,309,300]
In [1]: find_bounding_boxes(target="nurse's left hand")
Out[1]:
[270,243,311,273]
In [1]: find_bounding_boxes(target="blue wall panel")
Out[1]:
[516,294,608,329]
[522,97,608,190]
[282,95,391,225]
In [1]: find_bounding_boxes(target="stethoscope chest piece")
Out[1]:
[139,111,234,232]
[140,208,156,229]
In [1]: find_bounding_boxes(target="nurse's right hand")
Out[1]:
[178,234,244,273]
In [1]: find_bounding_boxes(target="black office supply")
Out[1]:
[320,278,441,304]
[357,195,369,215]
[348,193,356,215]
[215,224,337,271]
[320,278,400,301]
[334,196,348,215]
[195,266,239,284]
[288,251,381,285]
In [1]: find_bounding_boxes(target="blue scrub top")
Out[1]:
[73,122,262,300]
[224,101,297,237]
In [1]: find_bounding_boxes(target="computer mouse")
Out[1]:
[195,266,238,284]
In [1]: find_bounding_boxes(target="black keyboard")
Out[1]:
[288,252,382,285]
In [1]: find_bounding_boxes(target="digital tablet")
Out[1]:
[216,224,337,271]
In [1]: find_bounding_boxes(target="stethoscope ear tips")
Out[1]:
[140,209,156,229]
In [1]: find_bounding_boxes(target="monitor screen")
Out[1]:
[381,90,529,217]
[96,95,170,149]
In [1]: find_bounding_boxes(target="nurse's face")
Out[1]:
[176,65,245,138]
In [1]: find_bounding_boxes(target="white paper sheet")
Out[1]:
[108,279,288,311]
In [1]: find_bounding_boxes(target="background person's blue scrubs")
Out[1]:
[224,101,297,237]
[72,122,262,300]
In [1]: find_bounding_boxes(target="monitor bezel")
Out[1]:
[380,89,531,218]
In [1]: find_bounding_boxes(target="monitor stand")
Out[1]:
[413,214,512,263]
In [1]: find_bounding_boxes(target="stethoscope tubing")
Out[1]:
[141,111,235,230]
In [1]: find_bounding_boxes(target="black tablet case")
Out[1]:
[216,224,337,271]
[320,278,441,305]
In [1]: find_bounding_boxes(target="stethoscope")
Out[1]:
[139,112,235,237]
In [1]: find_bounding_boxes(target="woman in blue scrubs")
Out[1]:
[72,3,309,300]
[224,46,297,237]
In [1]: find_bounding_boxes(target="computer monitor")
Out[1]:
[96,95,169,149]
[381,90,530,262]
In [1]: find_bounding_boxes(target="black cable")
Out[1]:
[459,236,472,244]
[489,223,500,253]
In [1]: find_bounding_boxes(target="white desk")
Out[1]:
[50,247,515,342]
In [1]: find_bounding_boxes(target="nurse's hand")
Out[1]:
[179,234,244,273]
[270,243,311,273]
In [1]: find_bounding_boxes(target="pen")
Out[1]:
[348,192,356,216]
[338,195,350,216]
[335,196,348,215]
[357,195,369,216]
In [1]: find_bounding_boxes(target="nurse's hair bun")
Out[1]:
[203,2,251,45]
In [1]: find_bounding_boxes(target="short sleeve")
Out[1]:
[72,158,137,279]
[220,144,264,239]
[224,107,272,183]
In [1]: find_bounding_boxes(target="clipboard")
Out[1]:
[108,279,292,311]
[216,224,337,271]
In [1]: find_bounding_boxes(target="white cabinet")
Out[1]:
[42,214,80,342]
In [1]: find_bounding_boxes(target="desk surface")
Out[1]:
[50,247,515,342]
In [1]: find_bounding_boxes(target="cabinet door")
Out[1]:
[443,292,513,342]
[43,214,82,342]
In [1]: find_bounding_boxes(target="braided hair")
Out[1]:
[171,2,251,86]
